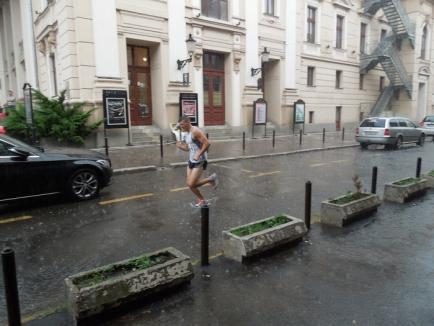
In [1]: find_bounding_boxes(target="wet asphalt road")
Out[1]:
[1,142,434,325]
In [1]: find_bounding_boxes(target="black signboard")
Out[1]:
[294,99,305,124]
[293,99,305,134]
[179,92,198,126]
[103,89,129,128]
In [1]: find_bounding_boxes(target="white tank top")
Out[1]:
[185,128,207,163]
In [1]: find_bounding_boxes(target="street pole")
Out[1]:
[2,248,22,326]
[201,206,209,266]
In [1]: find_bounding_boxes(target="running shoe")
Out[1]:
[210,173,219,189]
[190,199,209,208]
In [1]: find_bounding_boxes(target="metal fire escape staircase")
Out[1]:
[361,0,415,116]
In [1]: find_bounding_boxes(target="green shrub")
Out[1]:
[33,90,101,144]
[3,103,32,139]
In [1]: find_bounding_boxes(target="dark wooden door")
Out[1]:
[336,106,342,131]
[203,52,225,125]
[127,45,152,125]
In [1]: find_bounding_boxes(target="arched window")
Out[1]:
[421,25,428,59]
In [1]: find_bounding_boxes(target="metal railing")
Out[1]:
[369,85,395,116]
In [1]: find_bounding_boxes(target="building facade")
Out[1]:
[1,0,434,147]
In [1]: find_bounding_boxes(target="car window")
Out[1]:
[398,120,407,127]
[360,118,386,128]
[389,120,398,127]
[423,116,434,122]
[0,135,42,154]
[0,141,10,156]
[406,120,417,128]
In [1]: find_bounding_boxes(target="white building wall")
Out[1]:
[7,0,434,144]
[91,0,120,78]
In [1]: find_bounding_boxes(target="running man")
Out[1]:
[176,116,218,207]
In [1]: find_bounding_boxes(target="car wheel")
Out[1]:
[417,134,425,146]
[395,136,403,150]
[360,143,368,149]
[68,169,100,200]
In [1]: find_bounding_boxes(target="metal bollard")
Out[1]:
[242,132,246,151]
[272,130,275,148]
[305,181,312,230]
[104,137,109,157]
[201,206,209,266]
[416,157,422,178]
[322,128,325,144]
[342,127,345,141]
[371,166,378,194]
[160,135,163,158]
[299,129,303,146]
[2,248,22,326]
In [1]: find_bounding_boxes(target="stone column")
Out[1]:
[245,0,259,88]
[20,0,38,88]
[168,0,187,82]
[0,9,7,102]
[91,0,120,78]
[193,49,204,127]
[231,55,242,127]
[285,0,296,89]
[9,0,25,96]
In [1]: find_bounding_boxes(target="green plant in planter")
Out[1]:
[33,90,101,144]
[230,215,290,237]
[428,170,434,177]
[73,252,175,289]
[393,178,420,186]
[330,175,368,205]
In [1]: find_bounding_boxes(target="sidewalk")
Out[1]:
[102,131,358,174]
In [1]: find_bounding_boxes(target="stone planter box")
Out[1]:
[321,193,381,227]
[65,247,194,322]
[422,173,434,188]
[384,178,429,203]
[222,214,307,263]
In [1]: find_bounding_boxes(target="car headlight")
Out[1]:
[96,159,111,168]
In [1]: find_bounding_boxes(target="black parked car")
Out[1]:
[0,135,112,203]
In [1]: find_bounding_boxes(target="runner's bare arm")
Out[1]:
[192,127,210,161]
[176,141,189,151]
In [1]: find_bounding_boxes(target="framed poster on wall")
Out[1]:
[179,93,198,125]
[253,98,267,125]
[294,101,305,124]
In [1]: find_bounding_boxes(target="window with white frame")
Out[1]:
[264,0,275,16]
[360,23,367,54]
[201,0,228,20]
[49,53,58,96]
[336,15,344,49]
[335,70,342,89]
[421,25,428,59]
[307,6,317,43]
[307,66,315,86]
[359,74,364,90]
[380,29,387,42]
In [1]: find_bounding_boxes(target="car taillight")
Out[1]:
[419,121,424,127]
[356,127,359,136]
[384,128,391,136]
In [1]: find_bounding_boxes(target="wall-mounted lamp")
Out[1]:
[177,34,197,70]
[251,47,270,77]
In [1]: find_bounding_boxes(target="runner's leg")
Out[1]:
[187,167,205,201]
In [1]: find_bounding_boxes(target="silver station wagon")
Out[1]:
[355,117,425,149]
